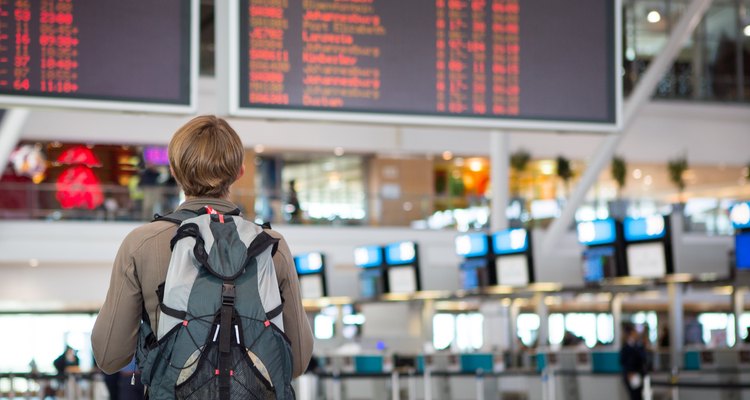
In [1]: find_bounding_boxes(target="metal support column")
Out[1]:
[490,130,510,232]
[535,293,549,349]
[733,287,746,347]
[668,282,684,370]
[541,0,713,254]
[612,293,624,348]
[0,109,31,175]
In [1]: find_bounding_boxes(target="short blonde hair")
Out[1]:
[168,115,244,198]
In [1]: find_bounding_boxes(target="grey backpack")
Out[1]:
[136,207,295,400]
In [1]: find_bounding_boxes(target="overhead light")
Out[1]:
[644,175,653,185]
[539,160,554,175]
[647,10,661,23]
[633,169,642,179]
[253,144,265,154]
[334,147,345,156]
[454,157,465,167]
[744,24,750,37]
[442,151,453,161]
[29,259,39,268]
[468,158,483,172]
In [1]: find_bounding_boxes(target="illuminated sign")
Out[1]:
[384,241,417,265]
[623,215,666,242]
[455,233,489,258]
[731,202,750,230]
[577,219,617,246]
[294,252,324,275]
[354,245,383,268]
[492,229,528,255]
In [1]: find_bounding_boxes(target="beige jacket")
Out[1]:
[92,198,313,377]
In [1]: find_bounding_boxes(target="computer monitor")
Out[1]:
[495,254,529,287]
[626,242,667,279]
[623,215,666,242]
[386,266,418,294]
[736,232,750,270]
[359,268,383,298]
[577,219,617,246]
[460,258,489,290]
[355,245,383,268]
[299,274,325,299]
[294,252,324,275]
[582,246,617,283]
[492,229,529,255]
[385,241,417,265]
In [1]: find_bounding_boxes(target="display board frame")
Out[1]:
[217,0,622,132]
[0,0,199,114]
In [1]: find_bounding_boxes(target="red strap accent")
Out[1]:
[219,214,225,224]
[215,369,220,376]
[264,320,271,328]
[205,206,217,215]
[230,370,234,377]
[182,320,188,327]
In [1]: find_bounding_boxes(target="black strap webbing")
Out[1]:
[159,303,187,321]
[218,282,235,400]
[265,303,284,321]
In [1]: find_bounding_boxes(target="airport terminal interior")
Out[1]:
[1,0,750,399]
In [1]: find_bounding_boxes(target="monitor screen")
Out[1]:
[455,232,489,258]
[577,219,617,246]
[299,274,324,299]
[492,229,529,255]
[385,241,417,265]
[582,246,617,283]
[495,254,529,287]
[0,0,196,112]
[626,242,667,279]
[295,252,324,275]
[736,233,750,270]
[624,215,666,242]
[354,245,383,268]
[227,0,619,131]
[731,202,750,230]
[359,268,382,298]
[386,266,418,294]
[460,258,489,290]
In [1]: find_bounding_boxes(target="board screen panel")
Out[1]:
[626,242,667,279]
[495,254,528,287]
[386,266,417,294]
[230,0,619,130]
[0,0,196,112]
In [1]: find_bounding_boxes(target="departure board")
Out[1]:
[222,0,620,131]
[0,0,197,113]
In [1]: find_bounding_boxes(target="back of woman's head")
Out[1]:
[168,115,244,198]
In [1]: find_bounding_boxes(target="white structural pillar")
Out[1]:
[541,0,713,254]
[668,282,684,370]
[490,130,510,232]
[611,293,624,348]
[0,108,31,174]
[535,293,549,348]
[733,287,746,347]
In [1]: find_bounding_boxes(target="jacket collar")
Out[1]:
[177,197,240,214]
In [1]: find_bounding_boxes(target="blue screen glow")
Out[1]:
[730,202,750,229]
[577,219,617,246]
[736,233,750,270]
[354,245,383,268]
[460,258,487,290]
[492,229,529,255]
[582,246,616,283]
[294,252,324,275]
[360,268,382,297]
[385,241,417,265]
[455,233,489,258]
[624,216,666,242]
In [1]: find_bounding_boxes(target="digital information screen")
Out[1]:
[495,254,528,287]
[626,242,667,279]
[387,266,418,294]
[460,257,488,290]
[0,0,197,113]
[222,0,620,131]
[582,246,617,283]
[736,233,750,270]
[359,268,382,298]
[300,274,325,299]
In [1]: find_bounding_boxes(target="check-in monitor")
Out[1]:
[460,258,489,290]
[582,246,617,283]
[299,275,324,300]
[495,255,529,287]
[736,233,750,270]
[359,268,383,299]
[626,242,667,279]
[386,266,418,294]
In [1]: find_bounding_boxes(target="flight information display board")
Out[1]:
[0,0,197,113]
[223,0,620,131]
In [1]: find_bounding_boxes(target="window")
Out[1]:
[432,312,484,352]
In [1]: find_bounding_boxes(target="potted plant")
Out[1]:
[609,156,628,218]
[556,156,573,199]
[667,155,688,205]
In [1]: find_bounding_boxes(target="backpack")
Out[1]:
[135,207,295,400]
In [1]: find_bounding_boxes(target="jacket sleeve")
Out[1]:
[91,233,143,374]
[271,231,314,378]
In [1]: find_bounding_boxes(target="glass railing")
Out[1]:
[0,182,743,236]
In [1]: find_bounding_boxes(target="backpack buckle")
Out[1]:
[221,283,235,306]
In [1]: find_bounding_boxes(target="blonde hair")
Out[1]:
[168,115,244,198]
